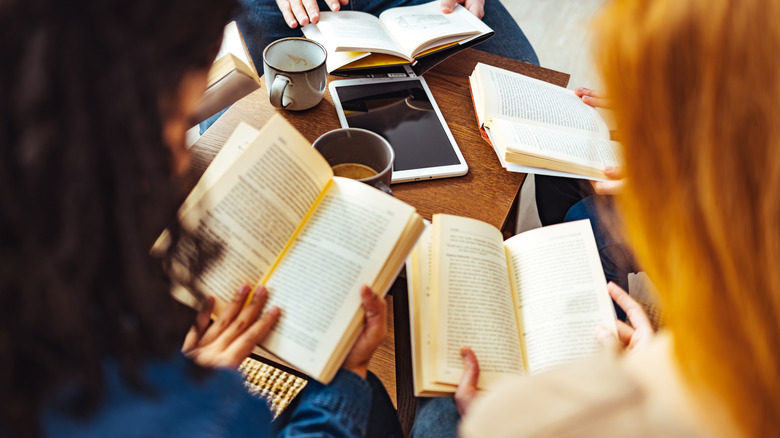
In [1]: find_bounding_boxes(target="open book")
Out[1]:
[194,21,261,123]
[407,214,617,396]
[302,0,492,73]
[470,62,622,180]
[171,115,424,383]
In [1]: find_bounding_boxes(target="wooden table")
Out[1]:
[192,49,568,231]
[192,48,569,434]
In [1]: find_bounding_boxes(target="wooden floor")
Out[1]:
[504,0,606,90]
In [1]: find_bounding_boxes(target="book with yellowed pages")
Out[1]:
[470,62,622,180]
[301,0,492,74]
[194,21,261,123]
[407,214,617,396]
[169,115,424,383]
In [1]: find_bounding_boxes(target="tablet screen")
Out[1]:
[333,79,462,172]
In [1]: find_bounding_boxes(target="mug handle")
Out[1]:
[374,181,393,196]
[270,75,292,109]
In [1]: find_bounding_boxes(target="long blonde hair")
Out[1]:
[596,0,780,435]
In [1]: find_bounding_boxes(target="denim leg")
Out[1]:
[199,107,230,135]
[473,0,538,65]
[365,372,404,438]
[535,175,595,226]
[564,195,638,321]
[409,397,460,438]
[234,0,322,66]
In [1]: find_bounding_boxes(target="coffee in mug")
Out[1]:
[332,163,379,180]
[262,38,327,111]
[312,128,394,195]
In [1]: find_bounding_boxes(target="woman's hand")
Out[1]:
[596,282,655,352]
[592,165,625,195]
[575,87,612,109]
[276,0,348,28]
[342,286,387,379]
[575,87,624,194]
[454,347,480,416]
[182,284,281,368]
[440,0,485,18]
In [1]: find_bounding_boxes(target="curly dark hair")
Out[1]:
[0,0,236,434]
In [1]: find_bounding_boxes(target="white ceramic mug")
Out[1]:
[262,38,327,111]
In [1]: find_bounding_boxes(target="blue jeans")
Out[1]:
[235,0,539,66]
[409,397,460,438]
[202,0,538,133]
[563,195,638,321]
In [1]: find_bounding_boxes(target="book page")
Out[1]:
[311,11,408,60]
[300,24,371,73]
[505,220,617,374]
[379,1,487,57]
[475,63,609,138]
[490,118,621,169]
[215,21,254,70]
[175,115,333,308]
[433,215,525,388]
[408,224,457,395]
[206,22,258,89]
[180,122,260,214]
[260,177,418,380]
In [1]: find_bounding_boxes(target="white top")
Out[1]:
[459,333,741,437]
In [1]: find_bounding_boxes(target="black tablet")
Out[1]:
[329,76,468,183]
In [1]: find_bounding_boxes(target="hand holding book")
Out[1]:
[470,63,623,180]
[172,115,423,383]
[181,282,388,380]
[452,283,654,417]
[277,0,486,29]
[182,284,281,369]
[571,87,626,194]
[574,86,613,109]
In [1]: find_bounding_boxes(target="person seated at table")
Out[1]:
[535,130,639,320]
[235,0,539,66]
[196,0,539,133]
[534,88,638,302]
[413,0,780,436]
[0,0,402,436]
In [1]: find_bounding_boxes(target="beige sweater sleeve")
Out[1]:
[459,336,708,438]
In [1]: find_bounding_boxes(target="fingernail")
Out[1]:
[604,165,614,172]
[595,326,610,339]
[252,287,264,303]
[583,95,592,102]
[331,2,338,9]
[270,306,281,316]
[236,284,250,299]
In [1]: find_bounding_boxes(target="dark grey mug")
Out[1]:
[312,128,394,195]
